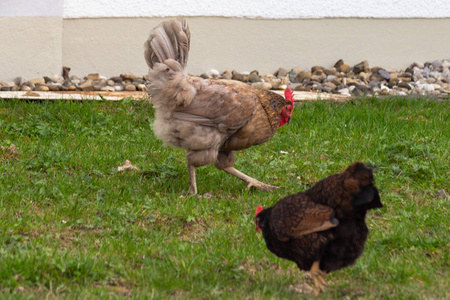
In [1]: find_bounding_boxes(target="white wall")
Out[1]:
[0,0,62,17]
[2,0,449,18]
[63,0,450,19]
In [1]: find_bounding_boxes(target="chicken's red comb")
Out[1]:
[284,88,294,103]
[255,205,264,216]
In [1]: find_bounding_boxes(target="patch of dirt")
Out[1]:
[239,259,299,278]
[288,283,314,294]
[178,217,210,243]
[0,144,19,162]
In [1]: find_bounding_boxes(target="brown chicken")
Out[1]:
[144,19,294,195]
[255,162,383,295]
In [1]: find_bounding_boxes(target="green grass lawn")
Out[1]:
[0,97,449,299]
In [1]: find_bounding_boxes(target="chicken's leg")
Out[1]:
[310,261,327,296]
[188,163,197,195]
[186,149,218,195]
[222,167,279,191]
[215,150,279,192]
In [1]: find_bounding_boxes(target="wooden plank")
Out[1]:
[0,90,352,102]
[0,91,148,101]
[270,90,352,102]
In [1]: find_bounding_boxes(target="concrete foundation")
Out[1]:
[1,17,450,81]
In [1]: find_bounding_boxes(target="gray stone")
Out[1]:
[419,84,435,92]
[125,84,137,91]
[369,80,380,89]
[79,80,92,86]
[334,59,344,69]
[100,86,115,92]
[120,73,137,81]
[353,61,369,74]
[378,69,391,80]
[62,66,71,80]
[47,84,61,91]
[433,84,443,91]
[370,73,384,82]
[443,68,450,79]
[310,75,323,83]
[398,81,412,90]
[429,72,441,78]
[351,83,370,96]
[110,76,123,83]
[221,70,232,80]
[251,82,272,90]
[248,73,261,83]
[311,66,324,76]
[288,70,298,82]
[324,75,338,82]
[78,83,94,91]
[86,73,101,81]
[43,76,53,83]
[62,80,73,87]
[268,78,282,90]
[28,77,45,85]
[206,69,220,78]
[431,60,443,71]
[294,70,310,83]
[321,86,333,93]
[287,83,304,91]
[231,70,244,81]
[20,85,31,91]
[411,61,424,69]
[13,77,22,86]
[49,74,61,83]
[324,68,337,76]
[275,67,288,78]
[338,87,350,95]
[35,85,50,91]
[323,82,336,90]
[339,64,351,74]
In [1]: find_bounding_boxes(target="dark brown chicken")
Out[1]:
[143,19,294,195]
[255,162,383,295]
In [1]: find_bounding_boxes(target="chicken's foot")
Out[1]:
[310,261,327,296]
[223,167,279,191]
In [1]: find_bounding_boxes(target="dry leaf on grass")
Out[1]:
[117,160,139,172]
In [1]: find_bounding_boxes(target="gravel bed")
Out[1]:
[1,59,449,99]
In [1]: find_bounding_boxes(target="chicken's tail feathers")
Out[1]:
[144,19,196,108]
[144,18,190,70]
